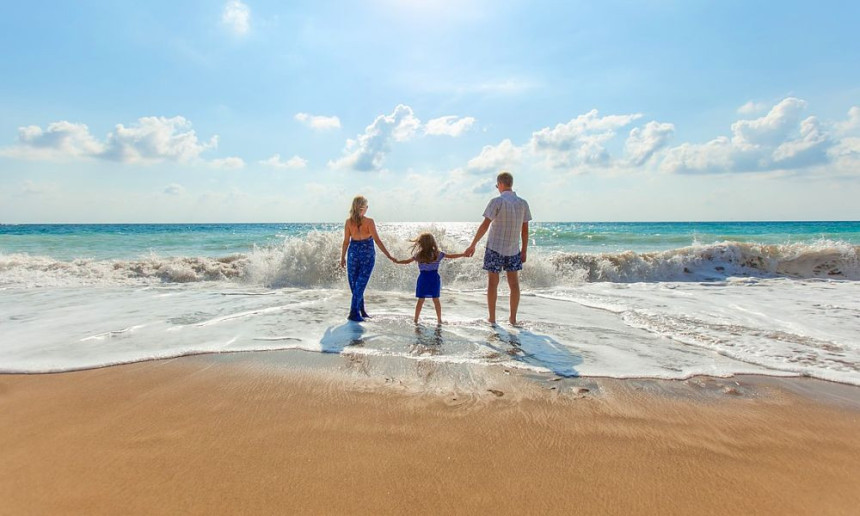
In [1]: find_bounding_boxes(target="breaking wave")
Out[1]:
[1,231,858,289]
[548,239,860,283]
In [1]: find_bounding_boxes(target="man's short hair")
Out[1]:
[497,171,513,187]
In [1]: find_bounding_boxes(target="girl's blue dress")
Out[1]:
[415,252,445,298]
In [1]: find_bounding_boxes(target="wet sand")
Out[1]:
[2,351,859,515]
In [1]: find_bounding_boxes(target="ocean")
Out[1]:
[1,221,859,386]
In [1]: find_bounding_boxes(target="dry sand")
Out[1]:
[2,351,859,515]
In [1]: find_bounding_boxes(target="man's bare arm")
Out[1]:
[464,218,492,257]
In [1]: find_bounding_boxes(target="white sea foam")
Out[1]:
[2,234,858,289]
[548,239,860,282]
[2,230,858,386]
[1,277,858,386]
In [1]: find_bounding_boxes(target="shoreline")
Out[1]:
[2,351,859,514]
[7,348,860,409]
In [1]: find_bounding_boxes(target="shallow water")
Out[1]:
[1,222,859,386]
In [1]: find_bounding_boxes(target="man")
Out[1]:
[464,171,532,325]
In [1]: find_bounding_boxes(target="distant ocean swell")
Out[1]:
[1,232,858,288]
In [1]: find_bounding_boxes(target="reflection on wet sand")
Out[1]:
[412,324,443,351]
[486,325,582,377]
[411,325,443,384]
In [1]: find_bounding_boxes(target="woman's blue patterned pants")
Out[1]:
[347,238,375,320]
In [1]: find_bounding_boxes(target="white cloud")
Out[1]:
[260,153,307,169]
[295,113,341,131]
[827,108,860,175]
[836,106,860,135]
[1,121,104,160]
[211,156,245,169]
[738,101,768,115]
[448,101,857,179]
[2,116,220,165]
[466,139,522,174]
[772,116,829,167]
[222,1,251,36]
[103,116,218,164]
[731,97,807,148]
[624,121,675,166]
[829,137,860,158]
[827,137,860,179]
[661,97,835,174]
[660,137,735,174]
[329,104,420,172]
[425,116,476,137]
[163,183,186,196]
[391,108,421,142]
[529,109,642,169]
[458,110,672,176]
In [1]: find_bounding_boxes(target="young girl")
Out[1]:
[394,233,466,324]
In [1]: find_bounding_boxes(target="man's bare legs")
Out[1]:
[487,271,521,325]
[487,272,500,324]
[506,271,521,325]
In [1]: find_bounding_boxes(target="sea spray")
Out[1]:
[242,231,344,288]
[550,240,860,282]
[2,238,859,288]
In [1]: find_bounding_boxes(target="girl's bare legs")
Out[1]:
[414,298,425,323]
[431,298,442,324]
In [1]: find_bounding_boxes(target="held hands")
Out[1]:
[464,245,476,257]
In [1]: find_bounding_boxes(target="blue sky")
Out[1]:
[1,0,858,222]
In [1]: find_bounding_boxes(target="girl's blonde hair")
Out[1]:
[349,196,368,228]
[410,232,439,263]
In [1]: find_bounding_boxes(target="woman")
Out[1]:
[340,196,393,322]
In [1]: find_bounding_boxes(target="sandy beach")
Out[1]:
[2,351,859,515]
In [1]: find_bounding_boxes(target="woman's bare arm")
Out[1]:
[367,218,393,260]
[340,221,350,268]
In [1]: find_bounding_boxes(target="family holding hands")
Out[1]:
[339,172,532,326]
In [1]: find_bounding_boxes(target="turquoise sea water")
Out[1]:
[2,221,858,261]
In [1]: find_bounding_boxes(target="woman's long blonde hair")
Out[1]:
[410,232,439,263]
[349,196,367,228]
